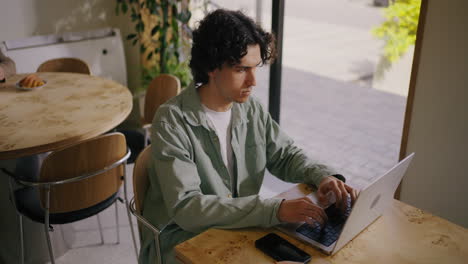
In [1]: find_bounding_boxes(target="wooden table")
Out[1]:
[175,184,468,264]
[0,72,132,159]
[0,72,132,263]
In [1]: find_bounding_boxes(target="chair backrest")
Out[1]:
[39,132,127,213]
[143,74,181,125]
[132,145,152,214]
[37,57,91,74]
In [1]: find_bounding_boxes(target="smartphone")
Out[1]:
[255,233,311,263]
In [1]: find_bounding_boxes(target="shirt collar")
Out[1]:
[181,84,248,129]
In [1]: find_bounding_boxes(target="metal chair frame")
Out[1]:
[127,145,164,264]
[129,198,163,264]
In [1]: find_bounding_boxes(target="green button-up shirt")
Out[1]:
[140,85,336,263]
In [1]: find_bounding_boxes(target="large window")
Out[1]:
[197,0,419,195]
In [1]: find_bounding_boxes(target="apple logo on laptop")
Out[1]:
[370,194,381,210]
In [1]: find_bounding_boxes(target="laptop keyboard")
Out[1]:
[296,196,352,247]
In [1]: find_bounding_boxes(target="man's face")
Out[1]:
[208,44,262,104]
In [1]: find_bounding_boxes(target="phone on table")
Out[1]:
[255,233,311,263]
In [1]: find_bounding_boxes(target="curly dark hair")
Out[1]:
[189,9,276,85]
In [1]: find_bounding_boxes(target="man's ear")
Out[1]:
[207,70,215,79]
[207,68,218,82]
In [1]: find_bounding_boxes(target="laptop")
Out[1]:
[276,153,415,255]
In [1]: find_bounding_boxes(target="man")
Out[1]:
[0,49,16,82]
[140,9,358,263]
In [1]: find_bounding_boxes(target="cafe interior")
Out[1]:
[0,0,467,264]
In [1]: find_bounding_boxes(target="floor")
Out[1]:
[53,0,409,263]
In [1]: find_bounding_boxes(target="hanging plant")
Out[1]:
[116,0,193,92]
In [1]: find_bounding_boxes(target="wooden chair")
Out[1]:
[128,145,163,264]
[6,133,137,264]
[37,57,91,74]
[142,74,181,145]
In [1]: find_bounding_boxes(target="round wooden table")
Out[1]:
[0,72,133,159]
[0,72,132,263]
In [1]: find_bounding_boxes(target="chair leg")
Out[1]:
[96,214,105,245]
[9,173,25,264]
[44,208,55,264]
[126,200,139,260]
[115,201,120,244]
[44,223,55,264]
[44,186,55,264]
[123,165,139,260]
[19,214,25,264]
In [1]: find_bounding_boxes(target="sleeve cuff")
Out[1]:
[332,174,346,183]
[262,197,284,227]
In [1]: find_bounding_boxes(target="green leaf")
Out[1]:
[136,22,145,33]
[149,0,160,14]
[151,25,160,36]
[132,38,138,46]
[126,33,137,40]
[172,18,179,30]
[147,52,153,60]
[122,2,128,14]
[140,44,146,54]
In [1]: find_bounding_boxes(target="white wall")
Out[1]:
[400,0,468,228]
[0,0,140,91]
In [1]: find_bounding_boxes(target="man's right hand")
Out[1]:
[277,197,328,225]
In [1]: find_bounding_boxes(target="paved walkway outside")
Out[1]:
[255,66,406,196]
[209,0,409,195]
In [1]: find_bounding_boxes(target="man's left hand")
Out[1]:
[317,176,358,212]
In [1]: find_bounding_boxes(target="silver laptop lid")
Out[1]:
[332,153,415,254]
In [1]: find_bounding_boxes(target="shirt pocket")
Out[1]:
[245,139,267,176]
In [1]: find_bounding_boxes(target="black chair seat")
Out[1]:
[14,187,118,225]
[116,129,147,163]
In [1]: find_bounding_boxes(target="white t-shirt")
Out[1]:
[202,104,234,178]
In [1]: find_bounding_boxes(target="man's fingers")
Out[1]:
[344,184,359,204]
[317,193,329,207]
[303,211,325,225]
[331,182,343,206]
[338,183,348,211]
[310,205,328,222]
[351,189,359,205]
[303,204,327,223]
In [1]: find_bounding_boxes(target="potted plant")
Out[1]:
[115,0,193,94]
[372,0,421,95]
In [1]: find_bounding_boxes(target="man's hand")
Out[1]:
[317,176,358,212]
[277,197,328,225]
